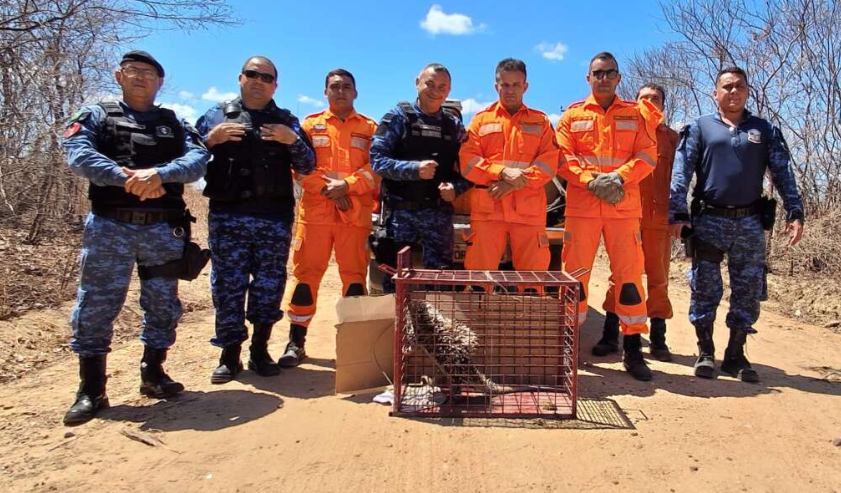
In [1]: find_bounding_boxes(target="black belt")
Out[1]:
[387,198,446,211]
[93,207,185,225]
[699,202,761,219]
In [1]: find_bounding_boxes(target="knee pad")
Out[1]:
[291,284,313,306]
[619,283,642,306]
[344,283,364,297]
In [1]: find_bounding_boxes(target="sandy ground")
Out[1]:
[0,259,839,493]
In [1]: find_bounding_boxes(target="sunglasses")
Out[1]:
[242,69,276,83]
[591,69,619,80]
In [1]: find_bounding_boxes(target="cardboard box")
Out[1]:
[334,294,395,394]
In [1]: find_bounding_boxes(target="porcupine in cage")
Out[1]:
[405,300,516,394]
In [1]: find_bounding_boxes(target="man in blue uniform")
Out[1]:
[670,66,805,382]
[369,63,471,292]
[61,51,210,425]
[196,56,315,383]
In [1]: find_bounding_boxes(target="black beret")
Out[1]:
[120,50,165,77]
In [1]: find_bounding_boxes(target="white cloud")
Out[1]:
[420,5,486,36]
[297,95,325,108]
[160,102,198,124]
[535,42,569,62]
[201,87,237,103]
[460,98,494,117]
[548,113,561,127]
[178,90,195,100]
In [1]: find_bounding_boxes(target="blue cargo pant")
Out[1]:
[208,211,292,347]
[688,214,765,333]
[382,208,454,293]
[70,213,185,357]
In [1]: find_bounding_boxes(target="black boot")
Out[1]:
[622,334,652,381]
[139,347,184,398]
[64,355,109,426]
[720,329,760,383]
[211,345,243,384]
[592,312,620,356]
[648,318,673,362]
[694,325,716,379]
[248,324,280,376]
[278,324,307,368]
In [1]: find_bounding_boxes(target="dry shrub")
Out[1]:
[767,209,841,277]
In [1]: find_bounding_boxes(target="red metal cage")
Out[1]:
[392,248,581,419]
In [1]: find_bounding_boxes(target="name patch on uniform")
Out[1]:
[156,126,174,138]
[311,124,329,133]
[351,132,371,150]
[615,121,638,131]
[570,119,594,132]
[520,123,543,135]
[478,123,502,136]
[748,129,762,144]
[312,135,330,148]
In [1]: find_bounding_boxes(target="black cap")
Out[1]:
[120,50,165,77]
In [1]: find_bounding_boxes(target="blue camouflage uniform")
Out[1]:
[196,98,314,348]
[370,101,471,293]
[670,111,804,333]
[63,102,209,357]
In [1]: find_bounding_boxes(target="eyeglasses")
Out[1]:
[121,66,159,80]
[591,69,619,80]
[242,69,276,84]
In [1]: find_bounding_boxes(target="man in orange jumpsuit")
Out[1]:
[282,69,378,367]
[556,52,660,381]
[598,83,679,362]
[460,58,558,274]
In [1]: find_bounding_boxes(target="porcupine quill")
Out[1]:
[405,300,516,394]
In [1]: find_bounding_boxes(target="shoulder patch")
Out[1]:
[69,109,91,124]
[64,122,82,138]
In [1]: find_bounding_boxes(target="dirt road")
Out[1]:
[1,261,839,493]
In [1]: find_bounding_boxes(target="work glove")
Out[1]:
[587,172,625,204]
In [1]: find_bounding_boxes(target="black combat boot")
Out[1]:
[64,355,109,426]
[211,345,243,384]
[278,323,307,368]
[694,325,716,379]
[720,329,760,383]
[592,312,620,356]
[139,347,185,398]
[622,334,653,381]
[648,318,673,362]
[248,323,280,376]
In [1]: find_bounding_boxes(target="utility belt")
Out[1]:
[95,208,212,281]
[692,196,777,230]
[386,198,450,211]
[92,207,185,225]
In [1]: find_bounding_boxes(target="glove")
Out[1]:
[587,172,625,204]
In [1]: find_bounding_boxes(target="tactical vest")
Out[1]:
[380,102,461,206]
[203,99,295,211]
[91,101,185,210]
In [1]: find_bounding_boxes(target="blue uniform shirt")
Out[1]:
[62,102,209,186]
[195,98,315,176]
[670,110,804,222]
[370,101,471,197]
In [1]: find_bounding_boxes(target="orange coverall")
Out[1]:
[459,102,558,271]
[556,95,659,334]
[603,123,679,319]
[285,109,378,328]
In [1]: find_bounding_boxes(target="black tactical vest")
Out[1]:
[380,102,461,206]
[91,101,185,210]
[203,98,295,213]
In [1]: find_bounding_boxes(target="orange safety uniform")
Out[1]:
[603,123,679,320]
[459,102,558,271]
[285,109,378,328]
[556,95,659,335]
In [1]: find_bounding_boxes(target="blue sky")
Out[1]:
[137,1,675,125]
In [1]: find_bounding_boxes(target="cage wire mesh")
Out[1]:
[392,250,581,419]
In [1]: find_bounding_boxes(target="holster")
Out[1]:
[759,196,777,231]
[685,235,725,263]
[137,210,211,281]
[368,225,398,267]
